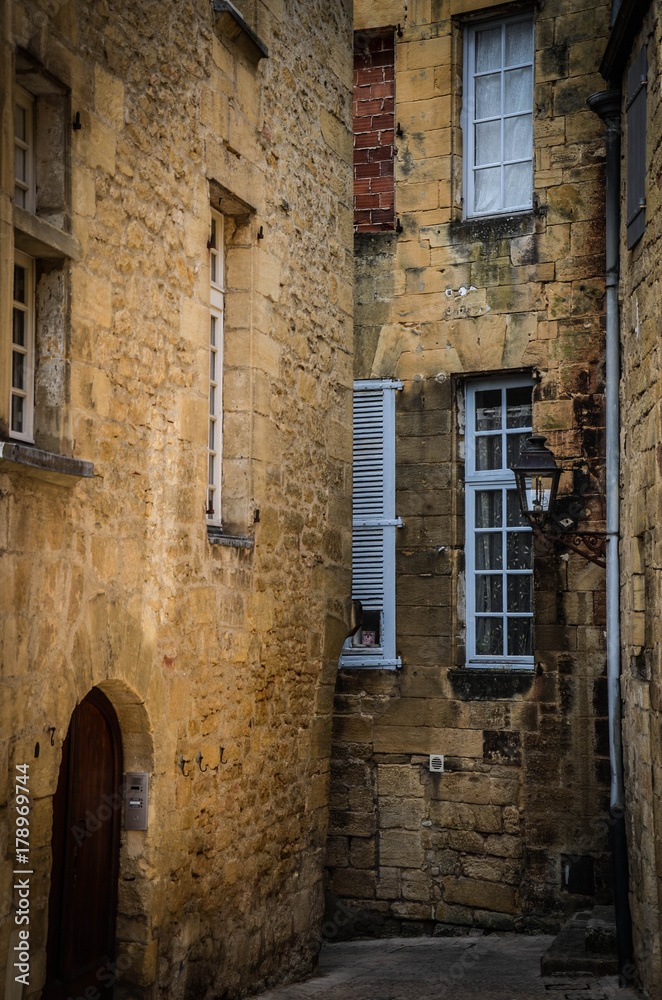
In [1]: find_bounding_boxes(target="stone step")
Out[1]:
[540,908,618,976]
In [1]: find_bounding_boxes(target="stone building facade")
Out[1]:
[0,1,353,998]
[601,1,662,995]
[326,0,616,936]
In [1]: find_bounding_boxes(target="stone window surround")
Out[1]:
[451,3,538,225]
[1,51,86,482]
[462,10,535,219]
[206,181,259,549]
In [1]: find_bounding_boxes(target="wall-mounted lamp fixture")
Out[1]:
[511,435,607,567]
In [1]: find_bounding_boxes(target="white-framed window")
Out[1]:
[207,210,224,527]
[463,13,534,218]
[465,377,534,669]
[339,379,403,670]
[14,86,35,212]
[11,251,36,442]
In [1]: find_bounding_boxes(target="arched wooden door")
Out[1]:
[44,688,123,1000]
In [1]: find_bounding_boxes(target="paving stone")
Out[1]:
[253,937,643,1000]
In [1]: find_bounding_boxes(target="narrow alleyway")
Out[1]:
[255,937,641,1000]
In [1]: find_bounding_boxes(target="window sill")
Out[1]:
[211,1,268,63]
[338,657,402,670]
[0,441,93,485]
[207,526,254,549]
[451,211,536,244]
[13,204,81,261]
[449,667,535,701]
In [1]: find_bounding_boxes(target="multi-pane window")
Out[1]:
[207,210,224,527]
[464,14,534,217]
[465,379,534,668]
[11,252,35,442]
[14,86,35,212]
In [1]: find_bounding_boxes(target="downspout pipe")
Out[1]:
[587,89,634,986]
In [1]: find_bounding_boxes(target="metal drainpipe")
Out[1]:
[587,89,634,985]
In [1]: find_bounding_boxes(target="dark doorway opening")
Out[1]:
[44,687,123,1000]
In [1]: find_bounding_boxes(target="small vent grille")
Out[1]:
[429,754,444,773]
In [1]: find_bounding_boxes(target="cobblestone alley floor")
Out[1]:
[255,936,642,1000]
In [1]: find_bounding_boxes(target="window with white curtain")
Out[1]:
[465,378,534,669]
[207,210,224,527]
[463,13,534,218]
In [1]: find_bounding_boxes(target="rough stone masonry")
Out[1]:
[0,0,353,997]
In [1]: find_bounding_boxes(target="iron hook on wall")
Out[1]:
[195,751,208,773]
[219,746,228,765]
[176,753,191,778]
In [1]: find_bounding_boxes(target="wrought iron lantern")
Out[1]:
[511,435,607,566]
[511,435,562,529]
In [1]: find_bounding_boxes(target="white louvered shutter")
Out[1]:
[340,379,402,669]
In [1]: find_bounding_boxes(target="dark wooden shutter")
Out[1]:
[627,45,647,250]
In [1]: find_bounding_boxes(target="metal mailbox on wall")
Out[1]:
[124,772,149,830]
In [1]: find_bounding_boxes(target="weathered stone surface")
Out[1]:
[0,0,353,997]
[327,0,612,942]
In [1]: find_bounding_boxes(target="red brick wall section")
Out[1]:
[354,29,395,232]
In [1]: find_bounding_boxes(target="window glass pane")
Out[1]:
[475,120,501,166]
[209,419,215,450]
[507,531,532,569]
[208,454,215,482]
[476,435,502,471]
[210,316,216,346]
[504,160,531,208]
[504,67,532,114]
[11,394,24,433]
[506,385,532,427]
[475,490,502,528]
[476,533,502,570]
[507,575,532,613]
[13,308,25,346]
[207,489,215,514]
[504,114,532,161]
[12,351,25,390]
[475,73,501,120]
[14,185,26,208]
[15,146,26,183]
[505,20,532,66]
[475,26,502,73]
[209,384,216,413]
[474,167,501,214]
[476,617,503,655]
[211,217,216,247]
[210,349,216,381]
[475,389,502,430]
[211,253,217,284]
[476,575,503,612]
[15,104,26,142]
[506,431,529,469]
[507,617,533,656]
[506,489,528,527]
[14,265,26,304]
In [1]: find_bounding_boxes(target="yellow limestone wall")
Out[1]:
[0,0,353,996]
[326,0,615,936]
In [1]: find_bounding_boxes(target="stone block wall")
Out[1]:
[616,4,662,996]
[326,0,613,937]
[0,0,353,997]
